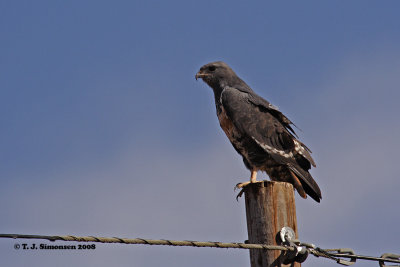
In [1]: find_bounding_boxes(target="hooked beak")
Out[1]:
[195,71,208,80]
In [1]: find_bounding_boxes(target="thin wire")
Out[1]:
[323,251,400,265]
[0,233,292,251]
[308,248,400,265]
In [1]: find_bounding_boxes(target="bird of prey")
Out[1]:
[195,61,321,202]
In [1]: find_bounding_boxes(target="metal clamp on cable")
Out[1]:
[279,227,309,264]
[326,248,356,266]
[379,253,400,267]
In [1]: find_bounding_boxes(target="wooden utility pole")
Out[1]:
[244,181,300,267]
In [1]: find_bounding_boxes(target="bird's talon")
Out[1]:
[236,189,245,201]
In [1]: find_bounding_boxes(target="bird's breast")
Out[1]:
[217,106,235,138]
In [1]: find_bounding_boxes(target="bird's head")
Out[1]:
[195,61,239,89]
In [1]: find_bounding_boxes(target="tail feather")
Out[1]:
[288,166,322,203]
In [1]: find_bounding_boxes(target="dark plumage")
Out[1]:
[195,61,322,202]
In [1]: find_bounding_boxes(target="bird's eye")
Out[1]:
[208,66,216,71]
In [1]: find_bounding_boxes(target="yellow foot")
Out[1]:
[235,170,259,200]
[235,181,251,190]
[234,181,263,200]
[234,170,258,191]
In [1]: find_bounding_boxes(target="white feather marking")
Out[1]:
[293,139,306,156]
[252,138,293,158]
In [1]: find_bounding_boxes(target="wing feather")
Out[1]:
[221,87,296,159]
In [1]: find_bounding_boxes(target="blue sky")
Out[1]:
[1,1,400,266]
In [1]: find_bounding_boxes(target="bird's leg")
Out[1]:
[250,170,257,183]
